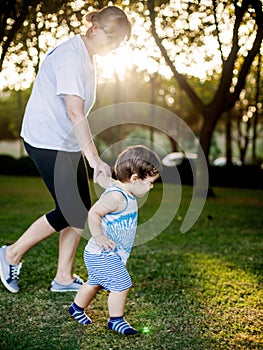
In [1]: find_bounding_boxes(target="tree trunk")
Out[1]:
[147,0,263,187]
[169,137,178,152]
[198,113,220,197]
[226,111,232,166]
[199,111,219,162]
[252,52,261,164]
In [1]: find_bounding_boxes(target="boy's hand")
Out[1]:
[94,234,116,252]
[96,173,114,189]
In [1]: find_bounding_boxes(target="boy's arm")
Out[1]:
[88,191,126,251]
[96,173,115,189]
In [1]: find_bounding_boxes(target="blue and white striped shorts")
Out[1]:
[84,250,132,292]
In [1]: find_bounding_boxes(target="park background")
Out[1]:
[0,1,262,349]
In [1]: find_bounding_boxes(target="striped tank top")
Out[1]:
[85,185,138,264]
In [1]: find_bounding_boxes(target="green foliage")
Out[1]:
[1,1,262,158]
[0,176,262,349]
[0,89,31,140]
[0,0,80,72]
[0,69,203,147]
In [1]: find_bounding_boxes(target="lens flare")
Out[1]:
[141,326,151,334]
[55,102,209,241]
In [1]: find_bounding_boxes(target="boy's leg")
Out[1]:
[108,289,130,317]
[75,283,101,308]
[68,283,101,325]
[107,289,137,335]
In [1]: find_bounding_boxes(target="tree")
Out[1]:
[0,88,31,139]
[2,0,262,169]
[0,0,71,72]
[147,0,263,166]
[252,51,262,164]
[0,1,129,87]
[231,56,263,164]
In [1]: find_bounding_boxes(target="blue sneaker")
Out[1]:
[0,245,22,293]
[50,274,84,292]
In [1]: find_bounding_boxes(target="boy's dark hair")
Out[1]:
[114,145,162,182]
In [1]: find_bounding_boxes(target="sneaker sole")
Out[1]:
[50,288,79,292]
[0,260,19,293]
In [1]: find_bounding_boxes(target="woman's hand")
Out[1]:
[93,160,112,184]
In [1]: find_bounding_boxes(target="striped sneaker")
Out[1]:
[50,274,84,292]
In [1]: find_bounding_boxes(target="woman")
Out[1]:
[0,6,132,293]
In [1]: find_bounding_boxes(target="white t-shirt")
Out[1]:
[21,34,96,151]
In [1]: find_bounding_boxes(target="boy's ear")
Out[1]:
[130,174,139,182]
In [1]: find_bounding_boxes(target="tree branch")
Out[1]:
[210,0,248,110]
[231,0,263,104]
[212,0,224,63]
[147,0,205,114]
[0,0,38,72]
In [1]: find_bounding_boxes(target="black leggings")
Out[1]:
[24,142,91,231]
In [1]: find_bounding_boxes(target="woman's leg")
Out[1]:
[26,144,90,290]
[54,226,82,285]
[5,219,84,292]
[6,215,55,265]
[49,151,91,288]
[1,144,91,293]
[0,215,55,293]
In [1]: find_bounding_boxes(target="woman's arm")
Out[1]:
[65,94,111,182]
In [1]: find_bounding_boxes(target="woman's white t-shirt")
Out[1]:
[21,34,96,152]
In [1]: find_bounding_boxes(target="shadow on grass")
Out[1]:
[0,178,262,349]
[125,186,263,350]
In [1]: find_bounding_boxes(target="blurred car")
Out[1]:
[162,152,198,167]
[213,157,242,166]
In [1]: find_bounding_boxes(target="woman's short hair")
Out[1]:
[84,6,132,43]
[114,145,162,182]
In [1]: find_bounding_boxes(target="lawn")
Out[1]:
[0,176,262,350]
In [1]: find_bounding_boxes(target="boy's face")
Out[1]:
[131,174,159,197]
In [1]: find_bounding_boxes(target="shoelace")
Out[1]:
[10,262,23,280]
[73,274,84,284]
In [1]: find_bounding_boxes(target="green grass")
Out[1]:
[0,176,262,350]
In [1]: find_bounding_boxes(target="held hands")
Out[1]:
[93,159,112,184]
[94,234,116,252]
